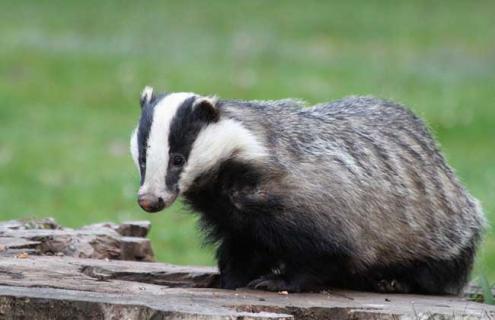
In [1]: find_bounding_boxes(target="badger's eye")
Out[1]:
[172,154,185,167]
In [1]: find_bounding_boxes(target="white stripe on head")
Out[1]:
[130,128,139,169]
[140,92,196,198]
[178,118,268,192]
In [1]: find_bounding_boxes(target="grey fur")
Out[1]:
[132,92,486,294]
[216,96,485,293]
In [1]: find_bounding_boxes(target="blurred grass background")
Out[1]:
[0,1,494,281]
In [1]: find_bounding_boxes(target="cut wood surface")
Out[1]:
[0,219,493,319]
[0,218,153,261]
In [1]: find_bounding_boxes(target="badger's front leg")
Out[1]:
[247,272,323,293]
[217,239,274,290]
[247,255,347,292]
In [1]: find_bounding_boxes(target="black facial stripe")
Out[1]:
[137,93,169,185]
[166,96,210,190]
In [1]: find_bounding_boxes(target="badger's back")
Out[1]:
[221,96,484,273]
[180,95,486,294]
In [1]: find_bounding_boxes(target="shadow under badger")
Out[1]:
[130,87,485,294]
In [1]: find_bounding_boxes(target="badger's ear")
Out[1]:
[140,86,155,109]
[193,97,219,123]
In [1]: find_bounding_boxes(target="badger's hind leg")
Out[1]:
[409,255,473,295]
[365,246,475,295]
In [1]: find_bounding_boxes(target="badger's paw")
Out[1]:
[373,279,411,293]
[247,275,301,292]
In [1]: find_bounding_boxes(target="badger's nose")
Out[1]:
[138,194,165,213]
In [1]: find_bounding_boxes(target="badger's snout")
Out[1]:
[138,194,165,212]
[138,192,177,213]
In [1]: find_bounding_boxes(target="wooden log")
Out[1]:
[0,219,493,319]
[0,218,154,261]
[0,255,494,319]
[81,221,151,238]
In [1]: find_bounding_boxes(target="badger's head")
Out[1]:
[130,86,266,213]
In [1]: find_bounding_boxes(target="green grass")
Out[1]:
[479,274,495,304]
[0,0,494,281]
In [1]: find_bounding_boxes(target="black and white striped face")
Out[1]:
[130,87,267,213]
[130,87,218,212]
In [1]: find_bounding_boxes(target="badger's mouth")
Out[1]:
[137,192,178,213]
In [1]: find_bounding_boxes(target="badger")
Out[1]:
[130,86,485,294]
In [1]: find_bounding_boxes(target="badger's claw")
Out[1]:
[374,279,411,293]
[246,277,266,289]
[248,278,289,291]
[247,276,301,292]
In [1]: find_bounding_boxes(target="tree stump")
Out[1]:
[0,218,153,261]
[0,218,493,319]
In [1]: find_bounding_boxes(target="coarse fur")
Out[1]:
[130,87,485,294]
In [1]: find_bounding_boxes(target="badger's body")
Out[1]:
[130,87,485,294]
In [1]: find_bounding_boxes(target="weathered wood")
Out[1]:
[0,218,154,261]
[0,218,61,231]
[81,221,151,238]
[0,255,494,319]
[0,219,494,319]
